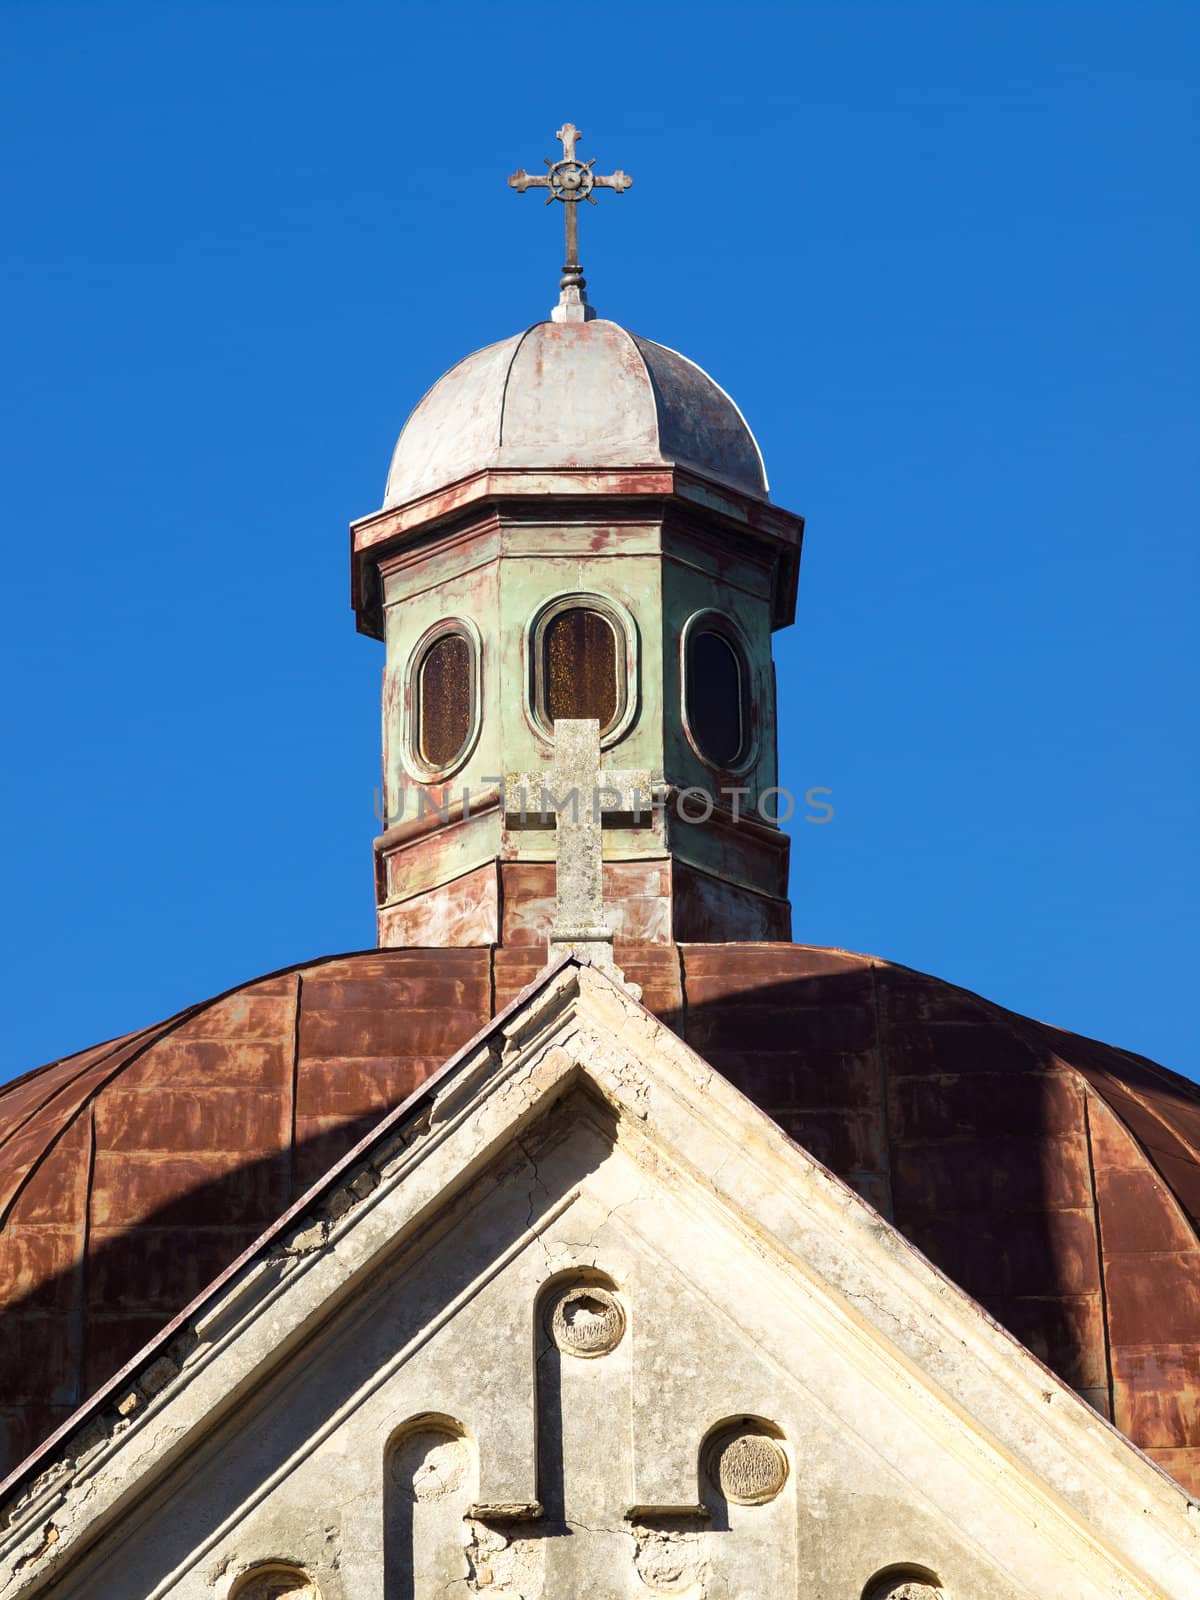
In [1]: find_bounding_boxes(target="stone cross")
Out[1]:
[506,719,652,980]
[508,122,633,323]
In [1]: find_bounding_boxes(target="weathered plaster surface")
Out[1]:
[2,966,1198,1599]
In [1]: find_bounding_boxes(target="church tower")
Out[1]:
[351,125,804,954]
[4,123,1200,1600]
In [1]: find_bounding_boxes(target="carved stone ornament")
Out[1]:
[704,1425,789,1505]
[548,1283,626,1358]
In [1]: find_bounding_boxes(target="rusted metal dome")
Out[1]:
[3,943,1200,1497]
[382,319,769,508]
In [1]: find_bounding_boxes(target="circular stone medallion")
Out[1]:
[704,1427,788,1505]
[548,1284,626,1358]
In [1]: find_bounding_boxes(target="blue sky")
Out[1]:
[1,1,1195,1077]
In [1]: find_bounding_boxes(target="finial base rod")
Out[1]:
[552,268,597,324]
[552,296,597,325]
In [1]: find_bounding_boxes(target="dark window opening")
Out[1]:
[417,631,472,769]
[543,607,620,731]
[687,628,744,767]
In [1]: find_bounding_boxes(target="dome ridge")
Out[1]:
[495,322,540,449]
[383,327,525,507]
[628,330,770,495]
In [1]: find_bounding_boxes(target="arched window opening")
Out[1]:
[413,627,475,773]
[231,1567,321,1600]
[543,607,620,731]
[686,626,745,768]
[862,1567,943,1600]
[385,1421,476,1598]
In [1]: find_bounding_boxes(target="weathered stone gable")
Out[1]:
[2,963,1197,1600]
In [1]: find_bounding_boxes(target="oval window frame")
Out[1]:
[680,609,758,775]
[403,617,482,783]
[527,592,639,750]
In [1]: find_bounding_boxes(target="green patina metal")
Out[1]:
[352,316,805,945]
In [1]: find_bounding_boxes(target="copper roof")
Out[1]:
[2,943,1198,1493]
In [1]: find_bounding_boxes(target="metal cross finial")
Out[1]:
[509,123,633,324]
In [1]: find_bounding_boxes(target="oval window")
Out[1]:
[416,630,473,771]
[543,607,620,731]
[686,628,744,767]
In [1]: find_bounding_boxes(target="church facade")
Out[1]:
[2,128,1199,1600]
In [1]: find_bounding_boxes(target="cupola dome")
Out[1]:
[383,319,769,508]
